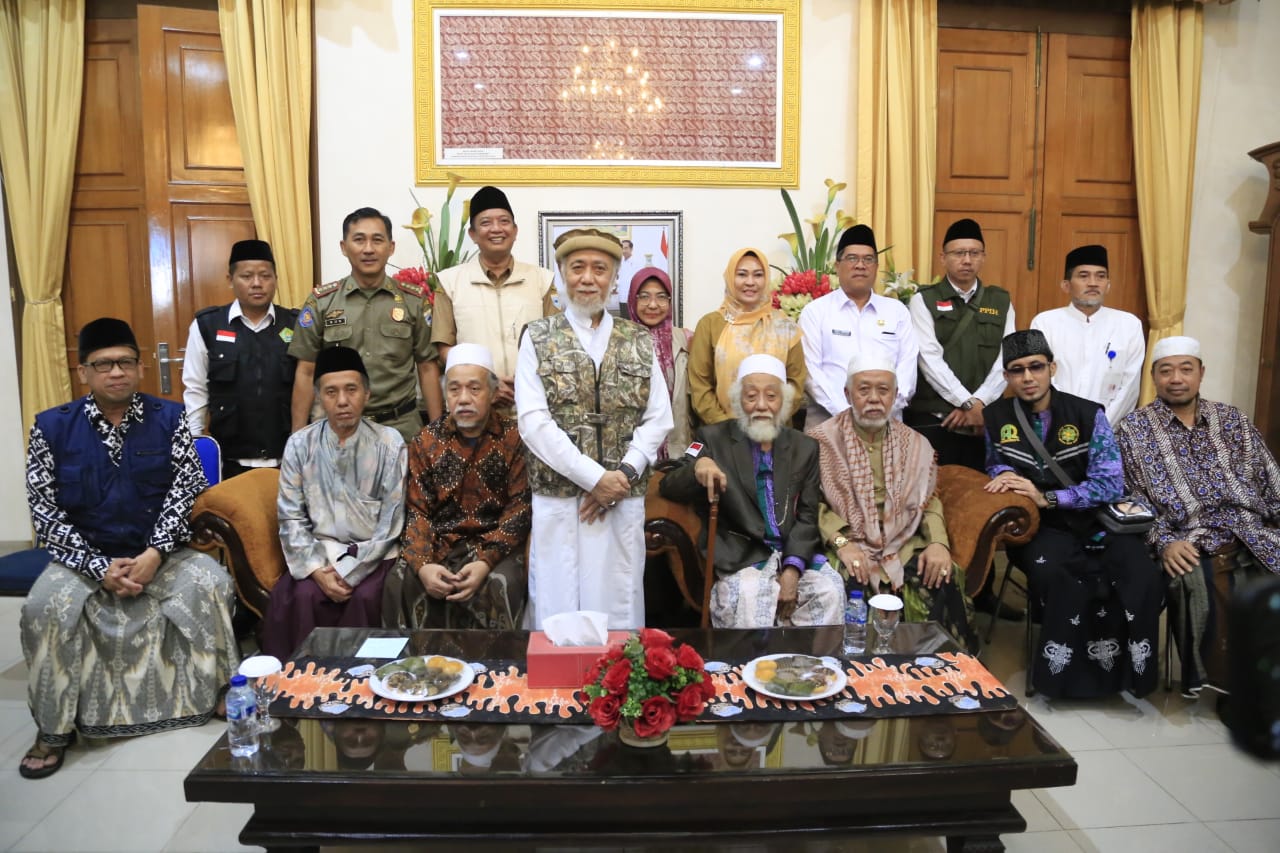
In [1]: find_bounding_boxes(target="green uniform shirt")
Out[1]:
[288,274,437,412]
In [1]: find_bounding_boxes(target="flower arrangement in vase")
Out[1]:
[771,178,853,321]
[581,628,715,747]
[392,172,475,318]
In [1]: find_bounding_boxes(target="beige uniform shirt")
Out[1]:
[432,257,556,378]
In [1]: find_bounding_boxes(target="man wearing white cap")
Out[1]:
[810,351,978,652]
[385,343,532,630]
[516,228,673,629]
[660,354,843,628]
[1116,336,1278,697]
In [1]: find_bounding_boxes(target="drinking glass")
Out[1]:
[238,654,284,734]
[867,594,904,654]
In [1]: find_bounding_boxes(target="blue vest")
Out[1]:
[35,394,184,556]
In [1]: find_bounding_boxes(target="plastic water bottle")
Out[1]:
[226,674,260,758]
[843,590,868,656]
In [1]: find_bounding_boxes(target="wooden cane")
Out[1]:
[701,499,720,629]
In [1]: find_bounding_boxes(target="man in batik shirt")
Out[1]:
[20,318,236,779]
[1116,336,1279,697]
[660,354,843,628]
[384,343,532,629]
[261,346,407,658]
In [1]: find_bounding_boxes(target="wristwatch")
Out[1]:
[960,398,977,411]
[833,535,850,549]
[618,462,642,486]
[1044,491,1058,509]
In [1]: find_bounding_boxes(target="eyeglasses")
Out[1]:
[85,357,141,373]
[838,254,878,267]
[1005,361,1050,376]
[944,250,985,260]
[636,293,671,303]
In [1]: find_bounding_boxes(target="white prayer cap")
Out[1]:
[445,342,496,375]
[1151,335,1201,364]
[835,719,877,741]
[846,350,897,378]
[736,353,787,384]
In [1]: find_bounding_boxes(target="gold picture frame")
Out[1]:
[414,0,800,187]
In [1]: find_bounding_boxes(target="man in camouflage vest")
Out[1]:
[514,228,673,629]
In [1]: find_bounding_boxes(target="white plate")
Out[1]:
[741,653,848,702]
[369,655,475,704]
[868,593,904,611]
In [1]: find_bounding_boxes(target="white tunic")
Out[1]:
[515,307,673,629]
[1030,304,1145,424]
[798,289,919,421]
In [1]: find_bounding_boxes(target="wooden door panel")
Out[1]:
[162,33,244,183]
[937,29,1038,199]
[64,209,157,398]
[171,206,256,326]
[77,27,143,191]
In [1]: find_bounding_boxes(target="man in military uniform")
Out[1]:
[182,238,298,477]
[289,207,441,443]
[432,186,556,408]
[905,218,1014,471]
[515,228,673,630]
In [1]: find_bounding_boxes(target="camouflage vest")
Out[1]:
[525,314,653,498]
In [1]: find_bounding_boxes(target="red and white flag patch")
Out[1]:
[215,330,237,344]
[684,441,704,458]
[936,300,953,312]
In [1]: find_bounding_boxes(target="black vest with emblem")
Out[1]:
[983,390,1100,533]
[908,279,1011,416]
[196,303,298,460]
[524,314,653,498]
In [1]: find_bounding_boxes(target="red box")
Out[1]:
[526,631,630,689]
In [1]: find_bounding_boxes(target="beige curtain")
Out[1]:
[0,0,84,429]
[856,0,938,284]
[218,0,313,307]
[1131,0,1203,403]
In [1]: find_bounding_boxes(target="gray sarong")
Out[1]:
[21,547,237,746]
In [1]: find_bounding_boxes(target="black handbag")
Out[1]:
[1011,402,1154,535]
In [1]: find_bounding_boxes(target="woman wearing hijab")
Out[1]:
[627,267,691,459]
[688,247,806,425]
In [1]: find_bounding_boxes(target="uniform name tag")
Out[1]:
[831,329,852,337]
[684,441,704,458]
[215,330,237,343]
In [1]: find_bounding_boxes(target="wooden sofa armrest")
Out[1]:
[190,467,285,618]
[644,470,708,614]
[936,464,1039,597]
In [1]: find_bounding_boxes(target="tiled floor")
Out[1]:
[2,592,1278,852]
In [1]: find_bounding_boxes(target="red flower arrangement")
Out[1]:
[772,269,832,322]
[391,266,436,307]
[581,628,715,738]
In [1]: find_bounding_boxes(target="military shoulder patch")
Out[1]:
[298,305,315,328]
[395,278,427,299]
[313,279,342,296]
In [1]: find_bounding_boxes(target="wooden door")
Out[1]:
[139,3,253,400]
[936,28,1145,329]
[935,28,1041,317]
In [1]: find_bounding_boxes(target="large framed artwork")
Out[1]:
[414,0,800,187]
[538,211,683,325]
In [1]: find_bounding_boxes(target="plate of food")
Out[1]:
[742,653,847,702]
[370,655,475,703]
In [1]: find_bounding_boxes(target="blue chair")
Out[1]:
[0,548,49,596]
[194,435,222,486]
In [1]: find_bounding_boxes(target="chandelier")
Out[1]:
[560,38,664,159]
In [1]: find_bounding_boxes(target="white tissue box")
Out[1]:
[526,631,629,689]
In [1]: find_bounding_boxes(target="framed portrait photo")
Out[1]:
[538,210,683,326]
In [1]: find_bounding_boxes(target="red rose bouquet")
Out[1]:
[582,628,716,738]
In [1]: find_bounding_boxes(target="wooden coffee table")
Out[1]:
[185,625,1076,852]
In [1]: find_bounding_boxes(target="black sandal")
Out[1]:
[18,735,71,780]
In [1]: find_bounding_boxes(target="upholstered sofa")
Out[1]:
[190,463,1038,625]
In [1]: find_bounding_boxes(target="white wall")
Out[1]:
[0,182,32,542]
[1184,0,1280,415]
[313,0,858,327]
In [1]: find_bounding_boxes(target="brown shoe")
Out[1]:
[18,736,70,780]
